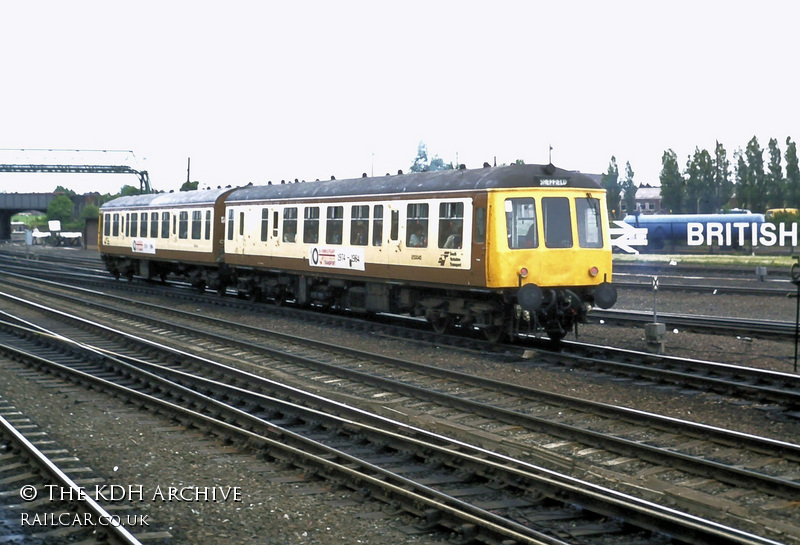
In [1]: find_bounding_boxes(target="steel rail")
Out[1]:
[0,413,143,545]
[0,318,784,545]
[2,282,800,501]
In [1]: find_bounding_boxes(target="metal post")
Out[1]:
[791,257,800,374]
[652,276,658,322]
[795,282,799,374]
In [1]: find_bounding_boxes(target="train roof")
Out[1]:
[100,187,233,209]
[623,212,765,224]
[226,164,601,203]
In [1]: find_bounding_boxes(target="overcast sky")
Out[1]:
[1,1,797,195]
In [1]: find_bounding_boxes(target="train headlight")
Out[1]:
[588,266,599,277]
[519,267,529,279]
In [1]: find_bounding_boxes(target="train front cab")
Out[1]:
[485,188,616,340]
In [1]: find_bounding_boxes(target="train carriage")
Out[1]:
[98,163,617,341]
[221,164,616,341]
[98,187,234,288]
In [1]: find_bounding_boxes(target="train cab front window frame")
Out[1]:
[505,198,538,249]
[576,197,603,248]
[542,197,573,248]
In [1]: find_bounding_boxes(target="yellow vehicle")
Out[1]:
[100,163,617,342]
[765,208,799,221]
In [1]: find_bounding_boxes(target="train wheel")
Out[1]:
[545,327,565,342]
[426,310,450,335]
[482,325,506,344]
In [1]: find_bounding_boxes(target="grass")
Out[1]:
[613,252,797,268]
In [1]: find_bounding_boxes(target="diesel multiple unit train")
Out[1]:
[98,163,618,341]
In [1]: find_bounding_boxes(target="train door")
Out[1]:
[470,195,488,287]
[387,204,402,266]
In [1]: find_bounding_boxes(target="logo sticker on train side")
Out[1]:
[438,251,463,267]
[132,239,156,254]
[309,247,365,271]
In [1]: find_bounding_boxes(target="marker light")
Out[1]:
[519,267,529,278]
[589,266,599,277]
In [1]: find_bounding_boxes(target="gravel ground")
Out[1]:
[1,248,799,544]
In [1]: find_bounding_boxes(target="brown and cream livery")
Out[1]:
[99,163,617,341]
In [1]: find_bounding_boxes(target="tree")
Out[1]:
[180,181,199,191]
[713,141,733,212]
[744,136,766,211]
[80,204,99,220]
[53,185,76,197]
[685,147,714,213]
[659,149,683,213]
[409,141,453,172]
[601,156,621,218]
[734,150,750,209]
[766,137,784,208]
[786,137,800,206]
[409,141,429,173]
[47,195,74,223]
[120,185,141,196]
[621,161,637,215]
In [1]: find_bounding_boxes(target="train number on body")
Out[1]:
[309,247,365,271]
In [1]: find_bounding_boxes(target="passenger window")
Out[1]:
[112,213,120,237]
[238,211,245,237]
[438,202,463,249]
[350,205,369,246]
[192,210,202,240]
[260,208,269,242]
[129,212,137,238]
[161,212,170,239]
[542,197,573,248]
[475,207,486,244]
[272,211,279,239]
[179,211,189,239]
[406,203,428,247]
[390,209,399,241]
[577,198,603,248]
[372,205,383,246]
[151,212,159,238]
[140,213,148,237]
[326,206,343,244]
[104,213,111,236]
[227,209,234,241]
[283,208,297,242]
[505,198,537,249]
[303,207,319,243]
[204,210,211,240]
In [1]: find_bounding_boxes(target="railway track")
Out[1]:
[0,295,788,545]
[0,397,156,544]
[0,276,798,541]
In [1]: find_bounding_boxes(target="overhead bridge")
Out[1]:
[0,164,151,193]
[0,193,57,240]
